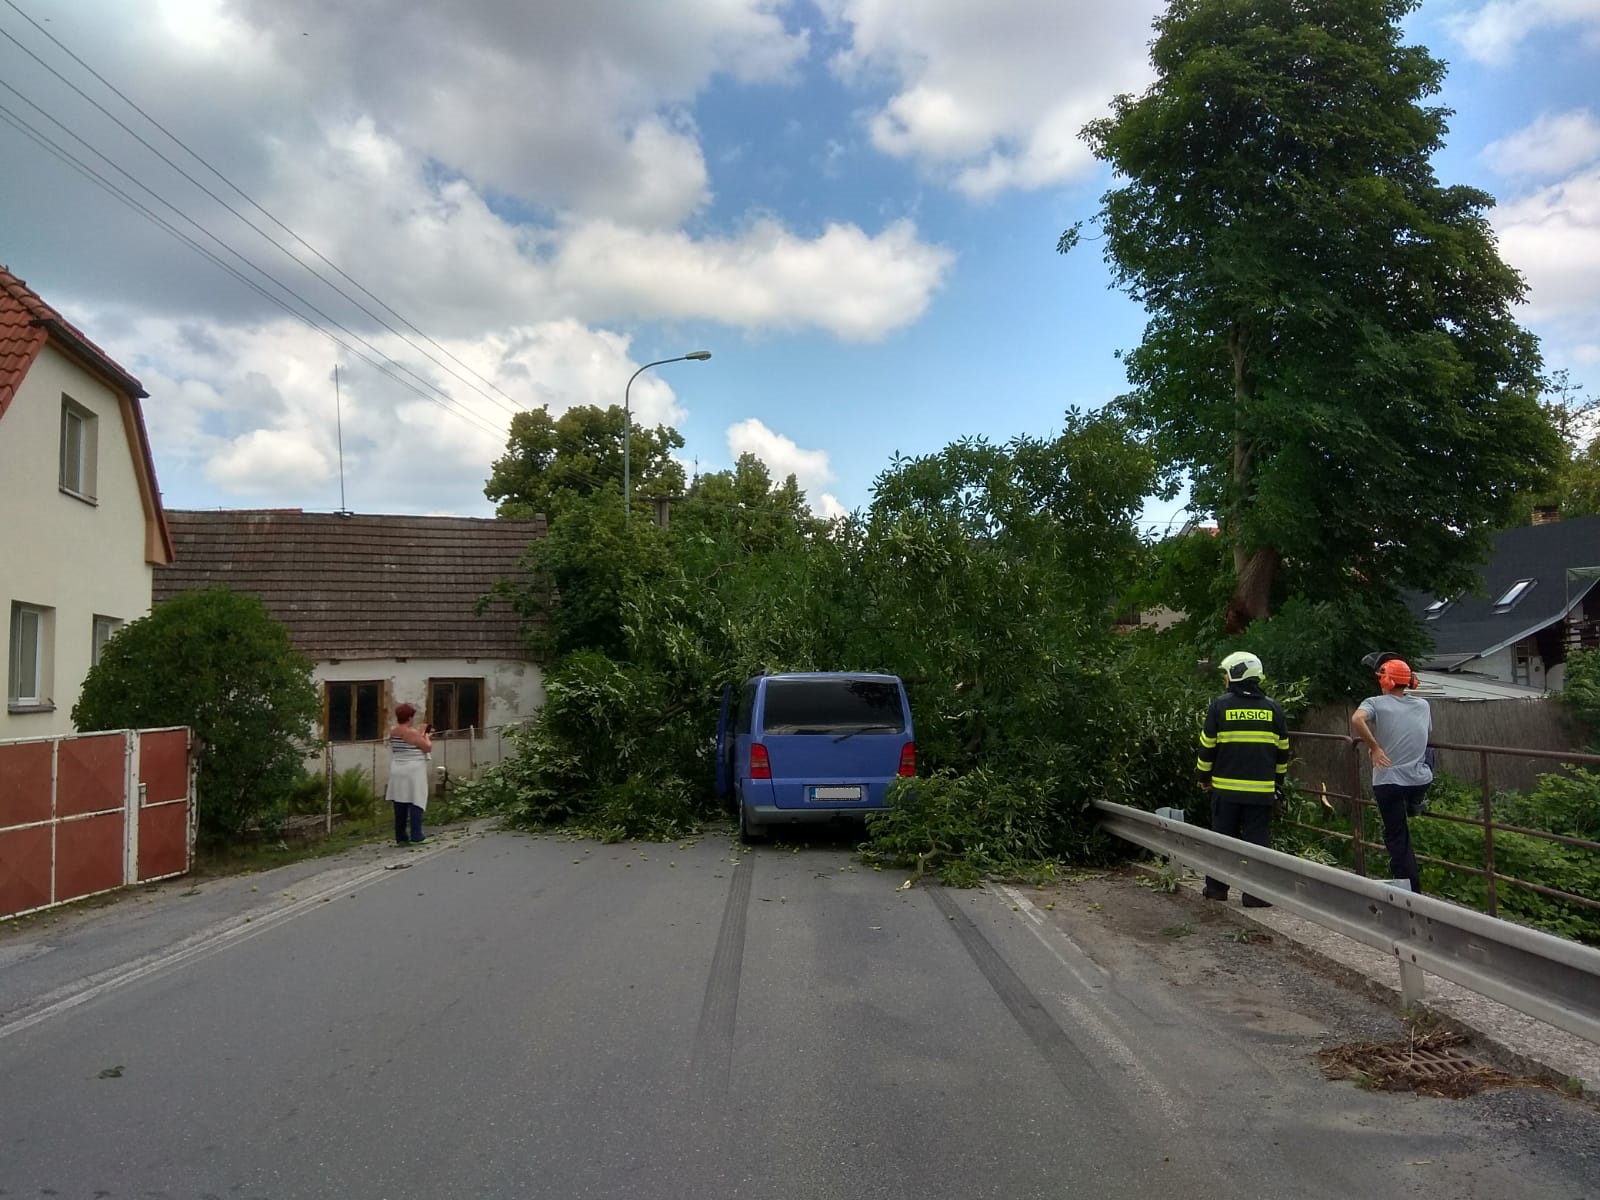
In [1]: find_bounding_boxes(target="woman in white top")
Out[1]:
[386,702,433,844]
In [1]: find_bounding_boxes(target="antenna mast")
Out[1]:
[334,364,349,514]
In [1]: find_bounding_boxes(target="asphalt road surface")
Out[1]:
[1,825,1595,1198]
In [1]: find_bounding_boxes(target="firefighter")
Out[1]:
[1196,651,1291,907]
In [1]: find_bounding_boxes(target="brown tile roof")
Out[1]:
[153,510,548,661]
[0,265,173,563]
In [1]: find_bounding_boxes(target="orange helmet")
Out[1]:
[1377,659,1417,690]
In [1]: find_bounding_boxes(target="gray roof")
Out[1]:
[154,510,546,661]
[1408,514,1600,666]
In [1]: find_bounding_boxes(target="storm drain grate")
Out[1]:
[1317,1032,1531,1098]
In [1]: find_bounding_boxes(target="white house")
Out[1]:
[152,509,548,789]
[1,266,173,740]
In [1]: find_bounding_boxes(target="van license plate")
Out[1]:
[810,786,862,801]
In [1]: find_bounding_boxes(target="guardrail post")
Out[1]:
[1348,738,1366,877]
[1480,749,1498,918]
[1397,949,1426,1007]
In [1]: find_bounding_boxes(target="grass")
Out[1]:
[190,815,395,879]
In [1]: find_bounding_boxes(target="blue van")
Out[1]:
[715,672,915,841]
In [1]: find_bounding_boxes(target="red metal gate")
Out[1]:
[0,727,195,920]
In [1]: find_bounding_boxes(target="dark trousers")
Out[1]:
[393,802,424,843]
[1371,784,1425,894]
[1204,795,1273,904]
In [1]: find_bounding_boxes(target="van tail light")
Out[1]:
[750,744,772,780]
[898,743,916,777]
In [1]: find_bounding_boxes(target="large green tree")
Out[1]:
[484,404,686,524]
[72,589,320,842]
[1072,0,1559,633]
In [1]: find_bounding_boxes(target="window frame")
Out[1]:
[323,679,386,743]
[59,395,99,501]
[8,602,53,709]
[92,614,122,666]
[428,677,485,734]
[1493,578,1536,612]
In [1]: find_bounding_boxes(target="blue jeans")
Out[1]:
[393,802,424,843]
[1371,784,1425,894]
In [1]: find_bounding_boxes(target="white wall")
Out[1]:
[1,346,154,740]
[307,656,545,793]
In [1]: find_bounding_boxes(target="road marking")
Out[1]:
[986,881,1189,1128]
[0,846,448,1040]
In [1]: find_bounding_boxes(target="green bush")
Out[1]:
[451,652,715,840]
[283,766,375,819]
[1276,771,1600,944]
[72,588,320,844]
[861,768,1075,887]
[1498,767,1600,842]
[1558,648,1600,746]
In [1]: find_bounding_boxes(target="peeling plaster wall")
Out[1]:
[304,656,545,795]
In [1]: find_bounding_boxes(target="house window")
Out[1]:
[1493,579,1535,612]
[8,603,53,708]
[59,396,98,500]
[326,680,383,742]
[92,615,122,666]
[1423,595,1459,621]
[429,678,484,733]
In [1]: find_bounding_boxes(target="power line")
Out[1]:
[0,100,506,439]
[0,5,530,420]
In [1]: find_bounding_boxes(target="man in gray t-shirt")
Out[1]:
[1351,659,1432,893]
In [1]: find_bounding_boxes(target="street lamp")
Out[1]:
[623,350,711,527]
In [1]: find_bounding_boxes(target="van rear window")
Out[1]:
[761,678,905,734]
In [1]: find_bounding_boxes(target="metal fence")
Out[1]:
[0,727,196,920]
[1284,732,1600,924]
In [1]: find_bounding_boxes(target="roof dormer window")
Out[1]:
[1493,579,1535,612]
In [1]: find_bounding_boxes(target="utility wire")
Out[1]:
[0,100,505,439]
[0,7,529,419]
[0,80,505,438]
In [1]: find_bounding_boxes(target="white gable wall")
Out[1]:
[1,345,154,740]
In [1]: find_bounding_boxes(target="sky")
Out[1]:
[2,0,1598,528]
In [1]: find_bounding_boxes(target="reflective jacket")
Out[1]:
[1196,681,1290,804]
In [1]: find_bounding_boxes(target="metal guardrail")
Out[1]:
[1093,800,1600,1046]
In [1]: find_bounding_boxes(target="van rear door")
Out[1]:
[756,676,910,809]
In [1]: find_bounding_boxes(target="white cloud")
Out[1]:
[821,0,1161,199]
[1494,167,1600,320]
[217,0,808,226]
[1483,110,1600,179]
[552,217,951,341]
[815,492,850,519]
[1447,0,1600,66]
[98,310,712,512]
[1493,166,1600,376]
[726,417,841,514]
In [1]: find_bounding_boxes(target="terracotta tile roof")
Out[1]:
[0,264,146,418]
[153,510,549,661]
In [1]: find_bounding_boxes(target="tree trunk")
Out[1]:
[1223,545,1280,634]
[1223,319,1277,633]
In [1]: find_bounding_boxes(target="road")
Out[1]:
[0,825,1595,1198]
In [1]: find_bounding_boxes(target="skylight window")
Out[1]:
[1493,579,1535,611]
[1424,597,1451,620]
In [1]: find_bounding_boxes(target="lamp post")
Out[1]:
[624,350,711,527]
